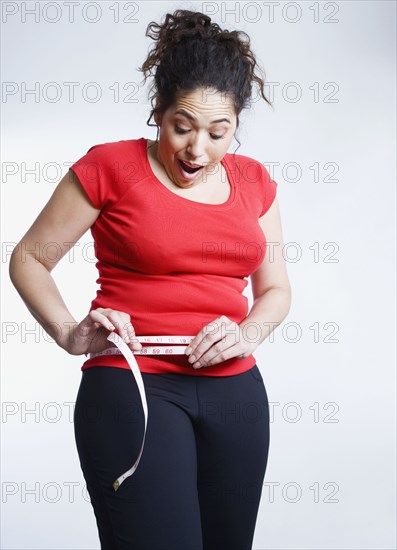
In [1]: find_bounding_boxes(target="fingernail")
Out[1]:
[185,347,192,355]
[108,324,115,330]
[188,354,196,363]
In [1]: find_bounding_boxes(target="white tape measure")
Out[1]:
[92,333,194,492]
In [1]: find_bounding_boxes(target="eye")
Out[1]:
[175,126,224,140]
[175,126,189,134]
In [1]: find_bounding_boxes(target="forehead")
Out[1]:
[171,88,236,118]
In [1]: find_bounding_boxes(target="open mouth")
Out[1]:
[178,159,203,174]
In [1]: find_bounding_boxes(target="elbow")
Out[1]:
[254,284,292,321]
[8,250,19,286]
[274,285,292,317]
[256,283,292,302]
[9,247,33,287]
[8,250,26,291]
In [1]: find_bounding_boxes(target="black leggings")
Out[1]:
[74,365,270,550]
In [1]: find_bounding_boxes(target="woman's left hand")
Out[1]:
[185,315,258,369]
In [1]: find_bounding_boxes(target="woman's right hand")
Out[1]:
[60,307,143,356]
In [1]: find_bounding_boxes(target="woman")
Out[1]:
[9,9,291,550]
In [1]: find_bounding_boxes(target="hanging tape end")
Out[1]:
[107,331,117,344]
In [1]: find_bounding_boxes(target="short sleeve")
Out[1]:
[69,143,122,210]
[259,162,278,217]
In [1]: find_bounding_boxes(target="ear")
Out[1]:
[154,110,162,126]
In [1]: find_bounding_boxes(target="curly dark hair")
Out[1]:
[137,9,273,154]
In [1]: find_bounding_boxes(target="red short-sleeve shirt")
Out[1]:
[69,137,277,376]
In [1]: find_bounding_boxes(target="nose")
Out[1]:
[186,134,206,161]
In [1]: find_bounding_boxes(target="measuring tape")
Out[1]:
[91,333,194,492]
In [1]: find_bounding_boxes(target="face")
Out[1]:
[153,87,237,188]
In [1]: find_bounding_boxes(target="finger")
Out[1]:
[186,325,218,364]
[123,321,142,349]
[104,315,142,350]
[188,317,232,364]
[191,334,238,369]
[104,313,139,348]
[195,341,246,369]
[184,322,214,356]
[89,309,116,331]
[191,338,227,369]
[89,310,140,348]
[189,318,224,360]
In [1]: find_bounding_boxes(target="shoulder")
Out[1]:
[69,138,145,210]
[82,137,142,159]
[70,137,144,181]
[225,151,277,217]
[224,151,271,183]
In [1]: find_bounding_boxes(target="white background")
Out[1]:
[1,1,396,549]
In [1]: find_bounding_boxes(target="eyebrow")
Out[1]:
[174,109,231,125]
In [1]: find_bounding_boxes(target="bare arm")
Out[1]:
[9,167,144,355]
[8,169,102,349]
[239,197,292,346]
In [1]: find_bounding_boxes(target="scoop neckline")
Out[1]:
[139,137,237,210]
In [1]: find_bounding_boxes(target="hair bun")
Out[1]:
[138,8,272,129]
[153,10,222,49]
